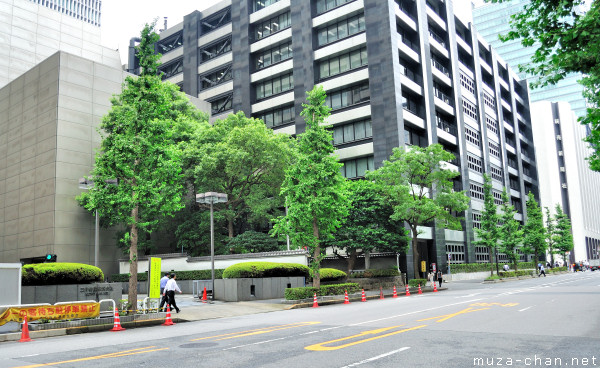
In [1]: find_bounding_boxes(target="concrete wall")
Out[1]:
[21,282,121,307]
[0,263,22,305]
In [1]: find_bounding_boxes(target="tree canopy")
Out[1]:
[499,188,524,271]
[473,174,499,276]
[553,204,574,265]
[522,192,546,266]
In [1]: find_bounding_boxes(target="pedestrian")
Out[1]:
[159,272,171,312]
[437,269,443,287]
[428,271,435,286]
[503,264,509,272]
[164,273,182,313]
[538,264,546,277]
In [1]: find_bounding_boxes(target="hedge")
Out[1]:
[319,268,347,282]
[22,263,104,286]
[547,266,567,273]
[223,262,310,278]
[350,269,401,278]
[284,283,360,300]
[111,269,225,282]
[498,270,534,278]
[408,279,428,288]
[450,261,536,273]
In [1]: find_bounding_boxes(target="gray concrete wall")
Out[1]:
[21,282,121,306]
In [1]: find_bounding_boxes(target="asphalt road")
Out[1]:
[2,271,599,368]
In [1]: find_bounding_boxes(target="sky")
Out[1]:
[100,0,480,65]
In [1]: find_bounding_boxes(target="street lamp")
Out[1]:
[195,191,228,301]
[79,178,117,268]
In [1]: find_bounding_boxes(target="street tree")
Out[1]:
[184,112,295,238]
[544,207,558,266]
[77,22,204,309]
[522,192,546,268]
[272,86,349,288]
[554,204,574,266]
[473,174,499,276]
[326,180,409,274]
[490,0,600,171]
[367,144,470,279]
[499,188,524,271]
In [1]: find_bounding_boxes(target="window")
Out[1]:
[325,82,370,111]
[316,0,354,14]
[211,94,233,115]
[254,12,291,41]
[467,154,483,173]
[470,182,485,201]
[460,73,475,95]
[484,92,496,109]
[254,42,293,71]
[488,141,500,158]
[490,164,503,182]
[402,92,421,116]
[255,105,295,128]
[472,211,482,229]
[199,65,232,90]
[252,0,281,12]
[341,156,374,178]
[446,244,465,264]
[319,47,367,80]
[462,99,478,120]
[255,73,294,100]
[475,246,490,263]
[317,14,365,46]
[157,32,183,54]
[201,8,231,34]
[199,37,232,63]
[431,55,450,77]
[332,119,372,145]
[464,125,480,147]
[158,59,183,80]
[493,190,503,205]
[404,127,428,147]
[486,115,498,135]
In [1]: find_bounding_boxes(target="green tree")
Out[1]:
[522,192,546,268]
[77,22,204,309]
[473,174,500,276]
[272,86,349,288]
[185,112,294,238]
[499,188,524,271]
[490,0,600,171]
[367,144,470,279]
[227,231,282,254]
[554,204,574,266]
[544,207,558,266]
[326,180,409,274]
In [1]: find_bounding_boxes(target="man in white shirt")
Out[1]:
[159,273,170,312]
[163,273,182,313]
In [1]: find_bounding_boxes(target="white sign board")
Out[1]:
[0,263,22,305]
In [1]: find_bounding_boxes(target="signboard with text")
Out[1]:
[148,257,162,299]
[0,302,99,325]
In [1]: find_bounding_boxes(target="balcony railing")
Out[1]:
[436,116,457,135]
[429,30,446,47]
[432,59,450,77]
[434,88,453,106]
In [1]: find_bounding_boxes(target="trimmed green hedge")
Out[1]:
[408,279,427,288]
[319,268,347,282]
[498,270,534,278]
[22,263,104,286]
[223,262,310,278]
[350,269,401,278]
[451,261,536,273]
[284,283,360,300]
[548,266,567,273]
[111,269,225,282]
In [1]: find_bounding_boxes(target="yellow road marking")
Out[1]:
[191,321,321,341]
[470,302,519,307]
[305,325,427,351]
[14,346,168,368]
[417,307,490,323]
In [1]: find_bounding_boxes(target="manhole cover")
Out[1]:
[179,343,218,349]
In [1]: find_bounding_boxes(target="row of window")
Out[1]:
[460,73,475,95]
[317,14,366,47]
[255,105,295,128]
[199,66,232,90]
[447,244,466,264]
[256,73,294,100]
[159,60,183,80]
[252,0,281,12]
[201,8,231,35]
[316,0,354,14]
[402,92,421,116]
[493,190,503,205]
[157,32,183,54]
[486,115,498,135]
[254,12,291,41]
[484,92,496,110]
[490,164,503,182]
[211,94,233,115]
[319,47,368,80]
[462,99,478,120]
[404,128,428,147]
[341,156,374,178]
[475,246,489,262]
[465,125,480,147]
[472,212,482,229]
[470,182,485,201]
[254,42,293,71]
[467,154,483,173]
[488,141,500,158]
[332,119,372,146]
[325,82,370,111]
[199,37,232,64]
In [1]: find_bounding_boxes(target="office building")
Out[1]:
[531,101,600,265]
[472,0,587,118]
[129,0,539,277]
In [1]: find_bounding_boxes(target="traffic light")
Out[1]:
[45,254,57,262]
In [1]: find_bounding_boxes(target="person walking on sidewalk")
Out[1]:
[437,269,443,288]
[164,273,182,313]
[159,272,171,312]
[538,264,546,277]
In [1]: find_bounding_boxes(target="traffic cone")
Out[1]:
[433,283,438,292]
[418,284,423,294]
[312,293,319,308]
[111,308,125,331]
[361,289,367,302]
[19,316,32,342]
[162,305,175,326]
[344,290,350,304]
[379,286,384,299]
[201,287,207,303]
[392,286,398,298]
[405,284,411,296]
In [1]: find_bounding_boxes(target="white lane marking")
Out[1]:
[222,337,286,351]
[455,293,482,298]
[340,347,411,368]
[518,306,532,312]
[19,354,39,358]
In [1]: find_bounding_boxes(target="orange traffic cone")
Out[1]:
[361,289,367,302]
[162,305,175,326]
[418,284,423,294]
[312,293,319,308]
[19,315,32,342]
[111,308,125,331]
[392,286,398,298]
[344,290,350,304]
[433,283,438,292]
[405,284,411,296]
[379,286,384,299]
[201,287,207,303]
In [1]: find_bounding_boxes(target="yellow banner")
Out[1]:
[0,302,100,326]
[149,257,162,299]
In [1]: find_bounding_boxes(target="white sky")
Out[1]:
[100,0,479,65]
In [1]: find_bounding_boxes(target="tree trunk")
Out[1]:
[534,250,539,271]
[411,229,420,280]
[347,249,357,275]
[312,217,321,289]
[488,248,494,276]
[550,250,555,267]
[127,203,139,313]
[495,248,500,275]
[514,259,518,272]
[228,218,234,238]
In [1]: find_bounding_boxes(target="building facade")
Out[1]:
[129,0,539,277]
[0,0,104,88]
[531,101,600,265]
[472,0,587,118]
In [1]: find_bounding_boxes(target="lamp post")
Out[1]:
[195,191,228,301]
